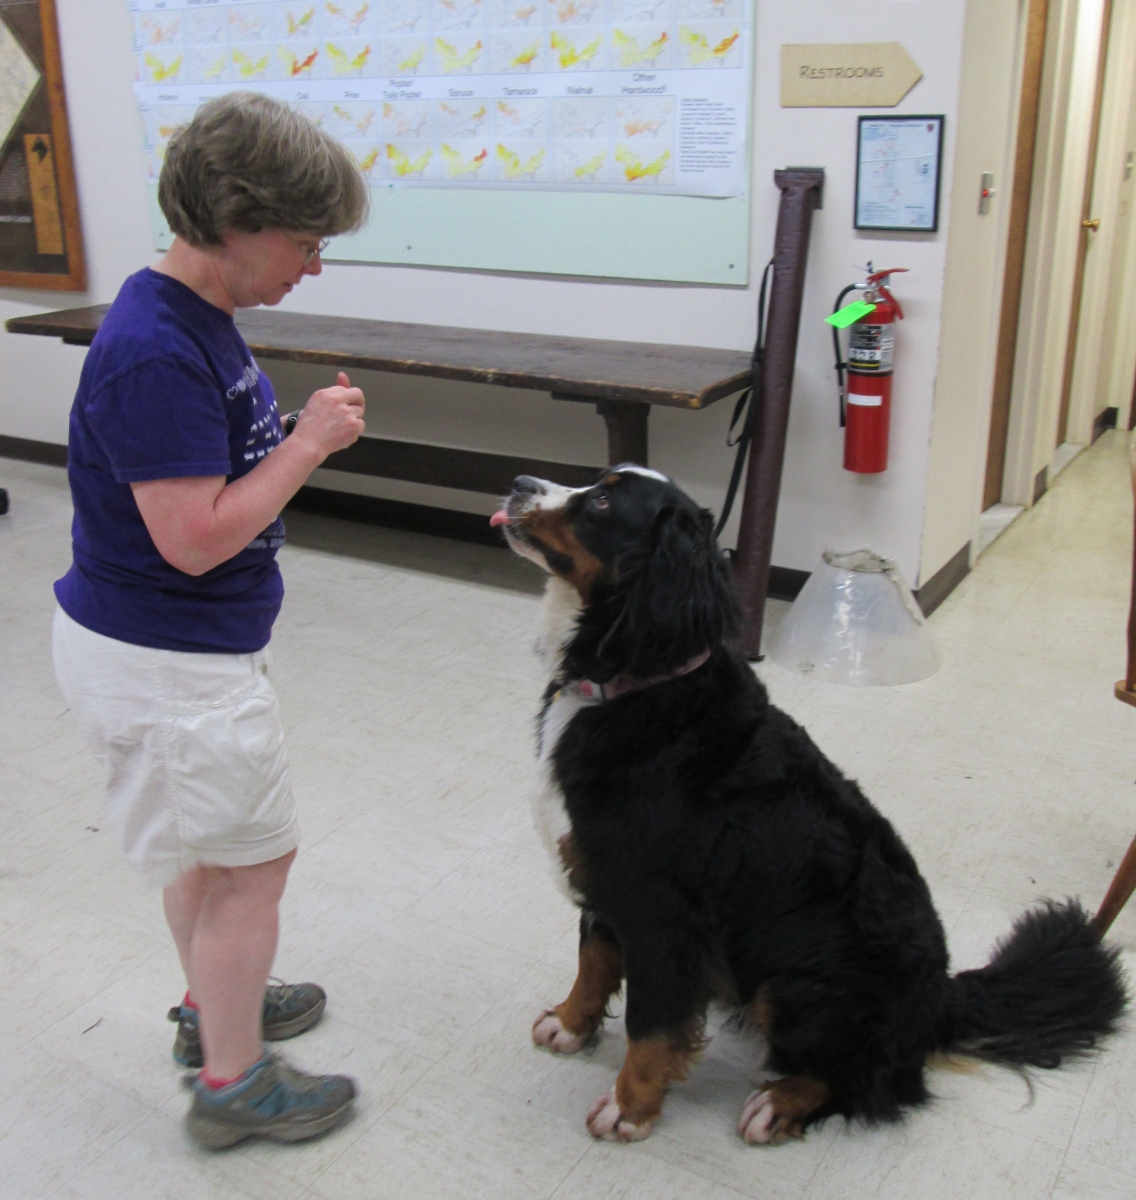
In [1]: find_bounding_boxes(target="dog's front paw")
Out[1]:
[532,1009,590,1054]
[739,1088,778,1143]
[586,1090,655,1142]
[738,1086,806,1145]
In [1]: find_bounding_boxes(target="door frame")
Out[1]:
[1002,0,1107,505]
[983,0,1051,512]
[1063,0,1136,444]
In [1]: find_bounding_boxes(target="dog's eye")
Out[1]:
[590,492,610,512]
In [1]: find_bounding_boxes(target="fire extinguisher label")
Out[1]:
[847,393,883,406]
[848,323,895,373]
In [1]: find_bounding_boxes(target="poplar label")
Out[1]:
[781,43,923,108]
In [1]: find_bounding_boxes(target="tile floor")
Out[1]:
[2,433,1136,1200]
[977,502,1025,556]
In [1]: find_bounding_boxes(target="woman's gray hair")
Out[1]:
[158,92,369,246]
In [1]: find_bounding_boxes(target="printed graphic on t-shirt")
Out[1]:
[236,358,284,469]
[246,518,286,551]
[232,356,287,552]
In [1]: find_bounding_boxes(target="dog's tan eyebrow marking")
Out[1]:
[603,473,622,486]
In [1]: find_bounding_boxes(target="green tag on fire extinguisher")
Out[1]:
[826,300,877,329]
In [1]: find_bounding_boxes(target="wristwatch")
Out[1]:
[281,410,301,436]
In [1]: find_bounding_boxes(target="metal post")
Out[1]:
[733,168,825,659]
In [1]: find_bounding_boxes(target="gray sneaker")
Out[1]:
[185,1053,356,1149]
[169,980,327,1068]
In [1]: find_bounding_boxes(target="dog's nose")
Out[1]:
[512,475,545,496]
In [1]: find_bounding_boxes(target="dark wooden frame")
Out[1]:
[854,115,945,235]
[0,0,85,290]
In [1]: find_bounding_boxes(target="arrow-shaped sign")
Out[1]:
[781,43,923,108]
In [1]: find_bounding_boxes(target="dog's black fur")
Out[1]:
[504,467,1128,1138]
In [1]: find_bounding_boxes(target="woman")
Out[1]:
[53,93,368,1149]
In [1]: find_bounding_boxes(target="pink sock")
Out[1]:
[199,1069,241,1091]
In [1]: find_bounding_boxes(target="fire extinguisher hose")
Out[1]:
[831,284,859,429]
[714,258,774,540]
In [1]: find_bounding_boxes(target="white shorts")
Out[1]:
[52,606,299,889]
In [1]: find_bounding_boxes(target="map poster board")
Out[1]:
[854,114,944,234]
[132,0,751,198]
[130,0,754,284]
[0,0,85,289]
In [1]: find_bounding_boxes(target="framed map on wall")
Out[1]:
[0,0,84,290]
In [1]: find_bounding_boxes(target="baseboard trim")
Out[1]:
[1033,465,1048,504]
[0,434,67,467]
[915,542,970,617]
[767,566,809,602]
[1093,406,1119,442]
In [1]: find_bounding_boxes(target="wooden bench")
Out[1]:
[5,305,752,494]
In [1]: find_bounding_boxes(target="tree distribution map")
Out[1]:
[131,0,751,198]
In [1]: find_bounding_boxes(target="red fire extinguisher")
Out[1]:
[832,266,906,473]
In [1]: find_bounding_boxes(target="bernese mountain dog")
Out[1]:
[490,465,1128,1146]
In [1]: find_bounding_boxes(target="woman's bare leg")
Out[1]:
[163,849,297,1080]
[163,865,210,998]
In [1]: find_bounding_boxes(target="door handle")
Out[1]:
[1083,217,1101,231]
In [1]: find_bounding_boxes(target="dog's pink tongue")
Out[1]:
[489,510,512,528]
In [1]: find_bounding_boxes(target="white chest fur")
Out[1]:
[533,685,599,902]
[530,575,593,901]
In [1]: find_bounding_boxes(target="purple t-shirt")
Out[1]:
[54,268,286,653]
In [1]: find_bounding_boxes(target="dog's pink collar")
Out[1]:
[570,649,712,703]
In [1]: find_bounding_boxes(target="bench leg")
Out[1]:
[596,400,649,467]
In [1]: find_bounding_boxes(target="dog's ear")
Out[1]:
[564,503,739,681]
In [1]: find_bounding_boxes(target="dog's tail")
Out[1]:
[940,899,1128,1069]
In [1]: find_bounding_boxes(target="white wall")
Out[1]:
[0,0,973,586]
[921,0,1023,584]
[0,0,152,441]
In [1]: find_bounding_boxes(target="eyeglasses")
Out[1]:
[303,237,331,264]
[289,235,331,264]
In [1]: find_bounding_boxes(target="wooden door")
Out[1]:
[983,0,1050,511]
[1055,0,1116,446]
